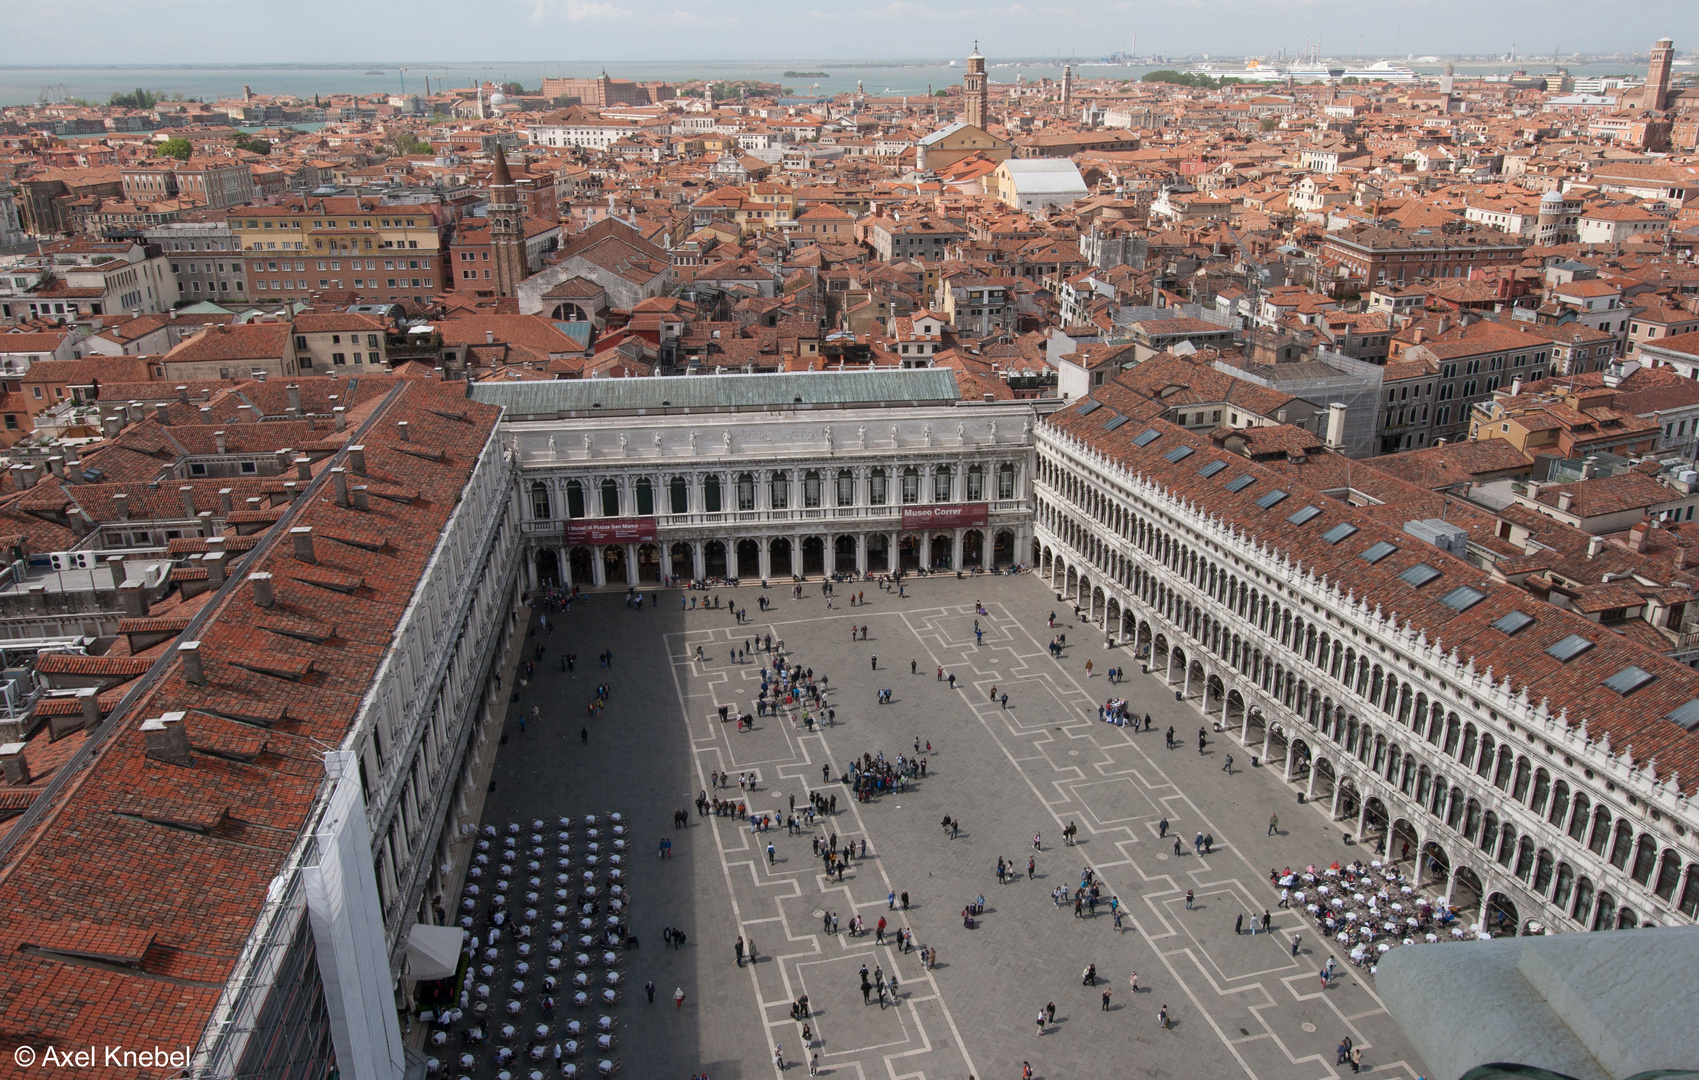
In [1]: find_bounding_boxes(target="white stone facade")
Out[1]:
[1033,422,1699,936]
[503,403,1040,588]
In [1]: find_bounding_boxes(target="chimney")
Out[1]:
[1581,457,1597,480]
[218,487,234,515]
[349,445,367,475]
[332,467,349,508]
[396,420,410,441]
[485,330,496,345]
[179,486,196,519]
[252,369,268,383]
[1587,535,1605,558]
[282,480,299,502]
[141,711,192,765]
[1324,402,1347,451]
[177,385,190,404]
[12,464,35,490]
[200,406,213,423]
[118,580,146,617]
[0,743,28,786]
[178,642,206,686]
[1437,316,1450,335]
[237,404,256,423]
[333,406,347,431]
[1558,491,1575,512]
[291,526,316,563]
[1509,377,1522,397]
[294,456,311,481]
[204,549,227,586]
[214,430,227,454]
[1412,328,1424,344]
[78,686,101,730]
[113,493,130,520]
[287,384,303,417]
[102,415,122,439]
[250,571,275,609]
[351,485,370,511]
[1628,522,1649,553]
[154,402,171,424]
[126,402,144,424]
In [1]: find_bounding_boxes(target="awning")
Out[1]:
[405,923,464,981]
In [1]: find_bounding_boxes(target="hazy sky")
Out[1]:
[7,0,1690,63]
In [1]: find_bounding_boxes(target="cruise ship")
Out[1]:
[1283,62,1343,82]
[1338,60,1418,82]
[1184,59,1285,82]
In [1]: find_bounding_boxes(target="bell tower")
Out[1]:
[964,43,988,129]
[488,144,525,298]
[1646,38,1675,111]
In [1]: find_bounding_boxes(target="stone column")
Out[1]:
[1181,663,1193,702]
[856,533,868,575]
[1357,796,1372,843]
[557,545,569,589]
[692,540,706,580]
[1411,833,1428,889]
[526,545,539,590]
[889,531,899,574]
[625,543,639,586]
[591,547,607,587]
[791,533,804,578]
[1221,680,1233,724]
[1283,742,1297,782]
[1165,646,1176,686]
[1331,778,1345,820]
[1262,721,1274,760]
[1306,764,1318,802]
[758,537,772,581]
[952,528,964,570]
[1241,700,1253,743]
[920,532,932,570]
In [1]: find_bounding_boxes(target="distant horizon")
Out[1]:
[4,0,1689,68]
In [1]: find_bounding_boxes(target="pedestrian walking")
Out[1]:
[1158,817,1168,838]
[1027,856,1035,880]
[1223,754,1233,773]
[1291,934,1302,957]
[1351,1046,1364,1074]
[871,655,877,671]
[1101,987,1112,1011]
[1185,889,1194,910]
[1268,814,1279,836]
[1033,832,1042,851]
[1158,1004,1170,1029]
[1035,1011,1046,1037]
[645,980,655,1003]
[1262,909,1272,933]
[735,936,745,966]
[674,988,685,1010]
[1128,971,1138,993]
[1235,912,1243,935]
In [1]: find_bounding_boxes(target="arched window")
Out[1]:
[1567,792,1590,842]
[703,475,722,513]
[1630,835,1657,884]
[837,469,855,506]
[769,471,789,510]
[966,463,984,501]
[600,478,619,517]
[530,481,551,520]
[1609,821,1634,869]
[566,479,586,519]
[804,470,822,508]
[1588,807,1612,856]
[668,476,687,515]
[735,472,755,511]
[635,477,654,516]
[901,466,920,504]
[999,462,1016,499]
[933,465,952,502]
[1653,851,1681,902]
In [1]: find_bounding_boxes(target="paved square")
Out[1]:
[478,574,1432,1080]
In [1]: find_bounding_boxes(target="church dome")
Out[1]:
[489,91,508,106]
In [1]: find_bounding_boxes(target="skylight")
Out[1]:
[1254,489,1289,509]
[1163,445,1195,463]
[1545,634,1594,662]
[1603,665,1655,696]
[1225,475,1256,493]
[1287,505,1322,525]
[1398,563,1442,588]
[1492,611,1534,635]
[1440,586,1487,613]
[1105,415,1131,431]
[1665,699,1699,731]
[1077,400,1102,416]
[1198,460,1228,478]
[1360,541,1398,563]
[1322,523,1358,544]
[1132,428,1161,447]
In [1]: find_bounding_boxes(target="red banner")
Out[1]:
[901,503,989,530]
[563,518,658,544]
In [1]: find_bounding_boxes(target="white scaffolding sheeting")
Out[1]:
[1214,349,1384,459]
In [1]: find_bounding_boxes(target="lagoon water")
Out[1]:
[1,58,1653,108]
